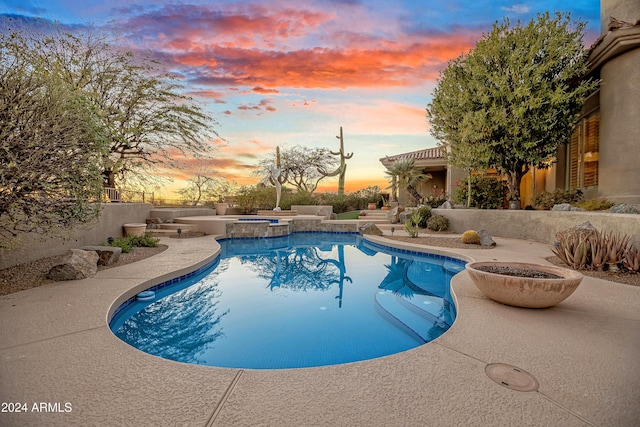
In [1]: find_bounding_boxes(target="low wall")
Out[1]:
[149,208,216,222]
[291,205,334,218]
[0,203,153,269]
[433,209,640,247]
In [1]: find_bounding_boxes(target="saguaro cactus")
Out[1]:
[325,126,353,195]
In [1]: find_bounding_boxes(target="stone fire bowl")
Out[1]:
[465,261,584,309]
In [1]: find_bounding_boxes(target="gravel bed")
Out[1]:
[384,235,493,250]
[0,245,168,296]
[476,265,561,279]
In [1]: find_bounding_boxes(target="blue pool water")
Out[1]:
[110,233,465,369]
[237,217,279,224]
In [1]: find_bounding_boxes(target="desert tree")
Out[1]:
[0,28,107,247]
[177,167,231,207]
[13,21,218,189]
[256,146,339,194]
[427,12,597,201]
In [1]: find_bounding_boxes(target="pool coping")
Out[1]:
[1,233,639,426]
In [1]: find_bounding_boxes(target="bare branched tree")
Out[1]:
[1,27,107,247]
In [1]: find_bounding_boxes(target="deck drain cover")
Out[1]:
[485,363,539,392]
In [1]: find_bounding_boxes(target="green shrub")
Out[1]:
[405,206,431,228]
[235,185,276,213]
[422,189,448,208]
[575,198,615,211]
[129,233,160,248]
[318,188,383,213]
[280,190,317,210]
[318,193,352,213]
[109,237,134,253]
[533,189,583,210]
[109,233,159,253]
[455,176,505,209]
[427,215,449,231]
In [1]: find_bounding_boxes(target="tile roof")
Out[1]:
[380,147,444,163]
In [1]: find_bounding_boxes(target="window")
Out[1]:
[569,110,599,189]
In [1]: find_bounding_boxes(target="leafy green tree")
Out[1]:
[0,28,107,247]
[427,56,492,207]
[428,12,597,201]
[454,176,506,209]
[14,22,218,188]
[384,158,432,204]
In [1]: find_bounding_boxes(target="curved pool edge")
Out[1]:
[106,236,222,326]
[362,234,475,336]
[108,232,476,370]
[5,233,634,425]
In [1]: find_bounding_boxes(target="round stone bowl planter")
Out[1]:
[465,261,584,308]
[123,223,147,237]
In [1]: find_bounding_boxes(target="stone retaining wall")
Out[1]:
[226,218,358,238]
[433,209,640,247]
[0,203,152,269]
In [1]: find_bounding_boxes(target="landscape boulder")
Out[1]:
[478,229,496,247]
[438,201,453,209]
[551,203,584,212]
[47,249,99,281]
[385,206,403,224]
[609,204,639,214]
[80,246,122,266]
[555,221,598,243]
[358,223,383,236]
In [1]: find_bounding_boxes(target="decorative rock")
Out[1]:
[555,221,598,243]
[478,229,496,247]
[385,206,403,224]
[438,201,453,209]
[47,249,99,281]
[551,203,584,212]
[358,223,383,236]
[146,217,162,224]
[609,204,640,214]
[80,246,122,266]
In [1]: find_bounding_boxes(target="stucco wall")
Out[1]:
[0,203,153,269]
[601,0,639,33]
[433,208,640,247]
[598,41,640,204]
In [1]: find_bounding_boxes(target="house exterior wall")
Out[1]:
[601,0,638,33]
[598,39,640,203]
[587,1,640,204]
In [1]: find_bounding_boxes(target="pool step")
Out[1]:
[375,290,448,343]
[396,293,453,327]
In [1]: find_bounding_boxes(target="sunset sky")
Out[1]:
[1,0,600,197]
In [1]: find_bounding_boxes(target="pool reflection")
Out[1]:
[112,233,464,369]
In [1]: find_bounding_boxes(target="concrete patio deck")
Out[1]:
[1,233,639,426]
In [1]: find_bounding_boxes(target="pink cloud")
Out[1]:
[115,3,478,91]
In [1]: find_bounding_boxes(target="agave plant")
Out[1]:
[603,231,630,271]
[552,233,591,270]
[623,244,640,272]
[588,231,605,271]
[404,212,420,238]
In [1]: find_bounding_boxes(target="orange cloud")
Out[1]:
[118,4,478,91]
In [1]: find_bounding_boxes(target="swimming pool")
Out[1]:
[110,232,465,369]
